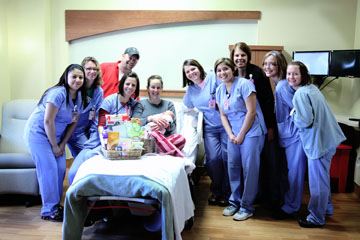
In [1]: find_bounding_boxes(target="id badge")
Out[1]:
[89,108,95,120]
[249,73,254,83]
[72,105,79,123]
[208,98,216,109]
[72,111,79,123]
[125,105,132,117]
[224,99,229,110]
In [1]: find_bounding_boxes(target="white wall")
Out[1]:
[6,0,51,100]
[355,0,360,48]
[0,0,10,109]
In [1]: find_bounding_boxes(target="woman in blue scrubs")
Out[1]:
[183,59,229,206]
[215,58,266,221]
[68,72,142,185]
[267,52,307,219]
[67,57,104,158]
[288,61,346,228]
[24,64,87,222]
[230,42,281,208]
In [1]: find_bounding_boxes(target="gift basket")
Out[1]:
[101,148,143,160]
[141,137,156,155]
[99,114,145,160]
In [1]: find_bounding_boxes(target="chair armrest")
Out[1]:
[196,111,203,144]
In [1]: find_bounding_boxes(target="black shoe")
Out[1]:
[216,197,228,207]
[298,218,324,228]
[84,218,96,227]
[41,206,64,222]
[272,208,293,220]
[208,195,228,206]
[208,195,218,205]
[57,204,64,212]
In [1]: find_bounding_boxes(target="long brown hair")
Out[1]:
[38,64,87,107]
[182,59,206,87]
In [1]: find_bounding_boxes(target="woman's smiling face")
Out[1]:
[148,78,162,100]
[216,63,234,83]
[184,65,202,83]
[67,68,84,92]
[123,77,137,97]
[232,47,248,69]
[287,64,302,89]
[263,55,278,79]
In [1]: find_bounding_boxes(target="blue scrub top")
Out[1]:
[183,71,223,133]
[216,77,266,137]
[275,80,300,147]
[73,86,103,135]
[25,86,83,143]
[292,84,346,159]
[100,93,141,117]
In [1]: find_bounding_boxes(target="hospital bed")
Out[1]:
[62,102,203,240]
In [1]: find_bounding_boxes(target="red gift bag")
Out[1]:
[150,130,186,157]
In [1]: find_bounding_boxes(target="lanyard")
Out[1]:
[115,94,131,116]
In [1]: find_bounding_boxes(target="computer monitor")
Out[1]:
[329,50,360,77]
[292,51,330,76]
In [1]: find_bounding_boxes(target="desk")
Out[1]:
[335,114,360,189]
[335,114,360,130]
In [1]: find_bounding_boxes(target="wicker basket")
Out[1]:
[142,137,157,155]
[101,148,143,160]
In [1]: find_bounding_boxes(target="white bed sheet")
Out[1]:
[73,154,195,240]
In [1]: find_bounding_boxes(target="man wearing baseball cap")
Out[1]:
[100,47,140,97]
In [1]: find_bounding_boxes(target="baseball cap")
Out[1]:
[124,47,140,59]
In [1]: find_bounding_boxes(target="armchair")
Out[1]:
[0,99,39,196]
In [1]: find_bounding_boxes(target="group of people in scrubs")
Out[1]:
[262,51,345,227]
[24,47,184,223]
[24,42,345,229]
[182,42,345,228]
[25,48,143,222]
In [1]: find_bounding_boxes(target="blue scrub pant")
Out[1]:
[203,130,229,199]
[28,140,66,216]
[282,140,307,214]
[68,146,101,185]
[228,135,264,213]
[307,148,336,225]
[67,132,88,158]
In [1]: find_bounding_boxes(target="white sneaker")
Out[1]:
[233,210,253,221]
[223,205,238,216]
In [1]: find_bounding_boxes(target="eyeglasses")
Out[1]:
[263,62,277,67]
[85,67,98,71]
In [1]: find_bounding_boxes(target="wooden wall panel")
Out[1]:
[65,10,261,41]
[139,89,185,98]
